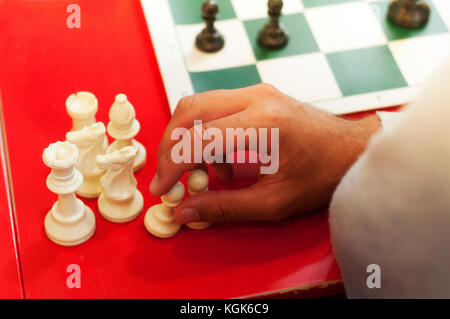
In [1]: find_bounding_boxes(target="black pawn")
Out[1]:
[195,0,225,53]
[258,0,288,49]
[388,0,430,28]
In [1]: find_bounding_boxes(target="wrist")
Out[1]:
[336,115,381,176]
[351,114,381,152]
[360,114,382,136]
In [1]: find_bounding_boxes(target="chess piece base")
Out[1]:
[186,222,212,230]
[98,190,144,223]
[45,204,96,247]
[76,173,103,198]
[144,203,181,238]
[388,0,430,28]
[195,30,225,53]
[106,139,146,172]
[258,26,288,49]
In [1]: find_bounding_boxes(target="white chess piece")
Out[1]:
[161,181,185,207]
[106,94,146,172]
[66,91,108,148]
[186,170,211,230]
[66,91,99,131]
[66,122,107,198]
[43,141,96,246]
[96,146,144,223]
[144,181,184,238]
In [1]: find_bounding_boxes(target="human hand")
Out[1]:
[150,84,380,224]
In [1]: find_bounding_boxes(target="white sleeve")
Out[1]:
[329,58,450,298]
[376,111,403,131]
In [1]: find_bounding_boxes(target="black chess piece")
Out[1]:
[388,0,430,28]
[258,0,288,49]
[195,0,225,53]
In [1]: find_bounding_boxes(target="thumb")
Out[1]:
[174,185,278,224]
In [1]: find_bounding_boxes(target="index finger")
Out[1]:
[150,110,249,196]
[157,87,255,160]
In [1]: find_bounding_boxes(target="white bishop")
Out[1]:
[106,93,146,172]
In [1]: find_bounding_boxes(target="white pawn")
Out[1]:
[66,122,107,198]
[106,94,146,172]
[186,170,211,230]
[161,181,185,207]
[43,141,96,246]
[96,146,144,223]
[144,182,184,238]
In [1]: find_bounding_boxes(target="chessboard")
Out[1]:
[141,0,450,115]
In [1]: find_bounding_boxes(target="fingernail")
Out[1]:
[179,208,200,224]
[149,174,159,194]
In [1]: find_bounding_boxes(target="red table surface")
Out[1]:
[0,0,346,298]
[0,117,23,298]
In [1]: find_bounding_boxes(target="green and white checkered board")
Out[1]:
[141,0,450,114]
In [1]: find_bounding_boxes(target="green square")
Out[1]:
[374,0,448,41]
[190,65,262,93]
[168,0,236,25]
[326,46,407,96]
[243,13,319,61]
[302,0,360,8]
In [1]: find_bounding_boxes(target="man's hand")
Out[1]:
[150,84,380,224]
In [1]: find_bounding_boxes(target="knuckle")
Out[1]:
[260,104,285,125]
[175,95,195,114]
[256,83,278,94]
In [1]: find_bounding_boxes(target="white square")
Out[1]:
[434,0,450,29]
[231,0,303,20]
[256,53,342,102]
[389,33,450,86]
[176,20,255,72]
[304,1,387,53]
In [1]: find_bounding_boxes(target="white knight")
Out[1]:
[96,146,143,223]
